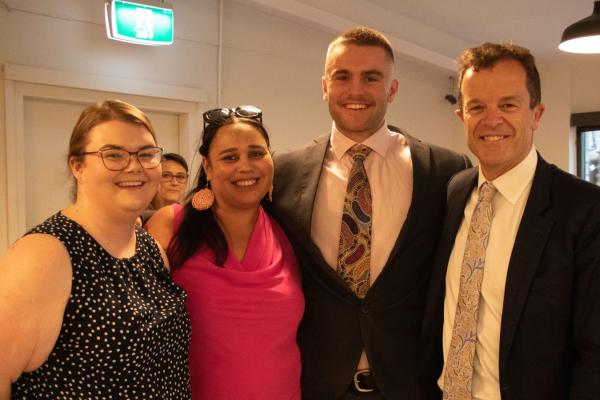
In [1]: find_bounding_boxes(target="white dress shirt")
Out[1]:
[311,122,413,369]
[439,146,538,400]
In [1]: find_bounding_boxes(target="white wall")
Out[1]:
[536,58,572,171]
[388,58,466,155]
[220,1,466,153]
[0,67,6,249]
[0,1,468,150]
[0,1,598,154]
[570,57,600,113]
[0,0,219,94]
[0,0,218,249]
[220,1,331,150]
[1,0,600,251]
[534,55,600,174]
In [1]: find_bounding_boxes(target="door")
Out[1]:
[2,71,204,249]
[23,96,182,229]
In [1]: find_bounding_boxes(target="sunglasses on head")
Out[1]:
[203,105,262,129]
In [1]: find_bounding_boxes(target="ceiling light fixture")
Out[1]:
[559,1,600,53]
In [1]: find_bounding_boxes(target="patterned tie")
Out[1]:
[337,144,373,298]
[443,182,497,400]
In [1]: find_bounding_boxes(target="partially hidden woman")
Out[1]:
[146,106,304,400]
[139,152,189,226]
[0,100,191,399]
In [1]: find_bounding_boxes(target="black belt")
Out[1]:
[352,369,378,393]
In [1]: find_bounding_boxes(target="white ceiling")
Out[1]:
[5,0,594,72]
[246,0,598,70]
[365,0,593,55]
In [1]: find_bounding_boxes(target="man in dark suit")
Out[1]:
[421,42,600,400]
[271,27,470,399]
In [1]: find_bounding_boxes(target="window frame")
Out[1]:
[572,112,600,184]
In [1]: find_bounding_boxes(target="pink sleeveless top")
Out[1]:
[171,205,304,400]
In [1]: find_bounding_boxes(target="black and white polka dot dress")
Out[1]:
[12,212,191,399]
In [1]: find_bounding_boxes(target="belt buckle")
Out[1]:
[353,369,375,393]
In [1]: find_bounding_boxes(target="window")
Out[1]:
[573,112,600,186]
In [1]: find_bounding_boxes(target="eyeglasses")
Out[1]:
[81,147,163,171]
[203,105,262,129]
[161,172,188,183]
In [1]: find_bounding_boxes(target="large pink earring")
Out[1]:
[191,182,214,210]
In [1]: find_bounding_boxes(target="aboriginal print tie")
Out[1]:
[337,144,373,298]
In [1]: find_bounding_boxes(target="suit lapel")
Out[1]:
[499,157,554,371]
[379,134,428,269]
[444,169,478,260]
[429,169,478,313]
[421,168,477,376]
[295,135,369,300]
[294,135,329,239]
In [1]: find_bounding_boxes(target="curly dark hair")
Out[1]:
[457,42,541,109]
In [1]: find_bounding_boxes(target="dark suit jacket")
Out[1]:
[271,127,471,399]
[420,155,600,400]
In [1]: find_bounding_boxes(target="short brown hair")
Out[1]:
[68,99,157,199]
[327,26,395,64]
[457,42,541,109]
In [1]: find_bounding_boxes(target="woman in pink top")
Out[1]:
[147,106,304,400]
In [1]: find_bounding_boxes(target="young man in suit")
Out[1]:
[271,27,470,399]
[421,42,600,400]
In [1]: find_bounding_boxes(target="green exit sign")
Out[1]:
[105,0,174,46]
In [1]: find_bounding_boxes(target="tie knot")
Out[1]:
[348,145,372,162]
[478,182,497,203]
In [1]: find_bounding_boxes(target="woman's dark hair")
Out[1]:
[167,116,271,269]
[162,152,189,172]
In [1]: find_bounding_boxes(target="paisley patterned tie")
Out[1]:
[337,144,373,298]
[444,182,497,400]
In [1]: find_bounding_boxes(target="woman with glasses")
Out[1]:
[0,100,191,399]
[140,152,189,226]
[154,153,189,208]
[146,106,304,400]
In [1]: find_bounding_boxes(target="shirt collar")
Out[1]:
[329,122,392,160]
[477,146,538,205]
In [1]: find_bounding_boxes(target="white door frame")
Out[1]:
[2,63,207,248]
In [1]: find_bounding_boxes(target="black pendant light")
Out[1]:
[559,1,600,53]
